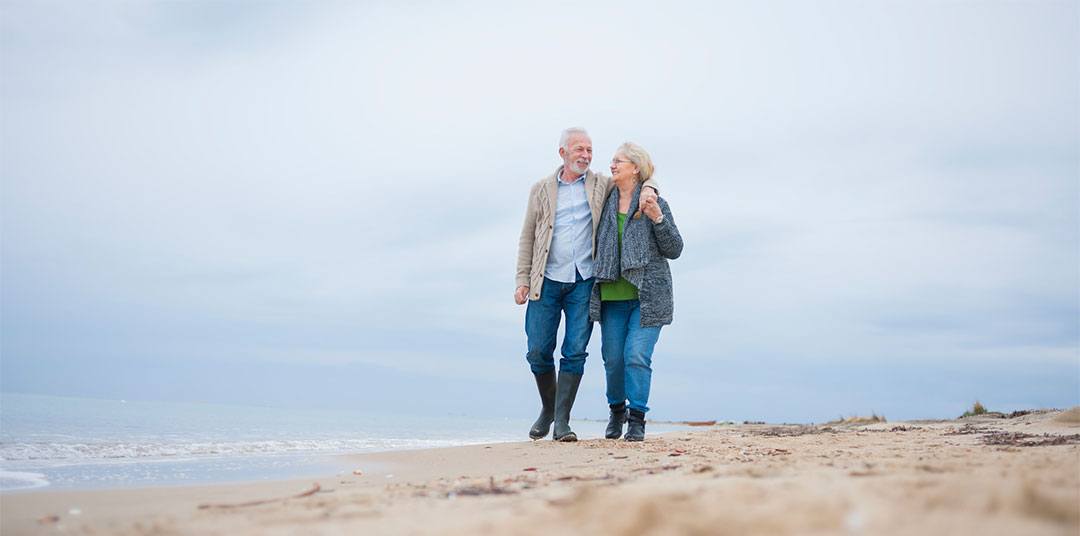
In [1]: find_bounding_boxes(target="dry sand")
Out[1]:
[3,408,1078,535]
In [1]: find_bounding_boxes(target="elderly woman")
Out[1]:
[589,142,683,441]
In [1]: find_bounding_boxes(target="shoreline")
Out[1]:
[0,452,388,496]
[0,426,693,496]
[0,418,697,495]
[3,410,1077,535]
[0,421,694,495]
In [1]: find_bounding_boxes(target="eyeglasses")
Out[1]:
[611,158,632,166]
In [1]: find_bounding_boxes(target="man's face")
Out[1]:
[559,135,593,175]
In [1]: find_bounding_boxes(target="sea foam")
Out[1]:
[0,470,50,490]
[0,437,489,466]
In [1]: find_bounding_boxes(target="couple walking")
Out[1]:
[515,127,683,443]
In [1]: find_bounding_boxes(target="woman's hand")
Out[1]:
[642,196,663,223]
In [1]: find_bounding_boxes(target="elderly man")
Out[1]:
[515,127,658,441]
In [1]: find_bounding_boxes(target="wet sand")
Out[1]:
[3,408,1078,535]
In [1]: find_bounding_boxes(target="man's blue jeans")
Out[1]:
[600,299,662,414]
[525,276,594,376]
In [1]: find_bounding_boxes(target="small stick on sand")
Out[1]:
[197,483,321,510]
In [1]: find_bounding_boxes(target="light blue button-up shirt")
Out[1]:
[544,168,594,283]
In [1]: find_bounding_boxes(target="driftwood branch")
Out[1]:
[197,483,321,510]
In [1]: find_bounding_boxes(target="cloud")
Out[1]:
[2,0,1076,420]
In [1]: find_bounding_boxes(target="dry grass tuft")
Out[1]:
[826,413,886,425]
[1053,406,1080,424]
[961,400,988,418]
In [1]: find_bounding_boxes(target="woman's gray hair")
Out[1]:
[616,141,655,182]
[559,127,590,150]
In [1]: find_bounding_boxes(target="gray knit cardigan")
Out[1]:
[589,183,684,327]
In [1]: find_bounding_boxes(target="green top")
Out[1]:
[599,212,639,301]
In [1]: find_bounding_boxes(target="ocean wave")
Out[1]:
[0,437,501,466]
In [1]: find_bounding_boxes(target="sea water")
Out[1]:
[0,393,682,491]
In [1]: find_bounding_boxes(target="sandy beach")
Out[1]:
[3,408,1077,535]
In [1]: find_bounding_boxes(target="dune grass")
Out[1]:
[826,413,886,425]
[1054,407,1080,424]
[961,400,988,418]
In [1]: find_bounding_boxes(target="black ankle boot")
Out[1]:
[605,402,627,439]
[528,371,556,439]
[553,371,583,442]
[625,409,646,442]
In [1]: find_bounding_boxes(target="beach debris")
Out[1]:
[553,474,617,482]
[522,467,538,472]
[981,432,1080,447]
[449,477,517,497]
[1007,410,1034,418]
[915,464,947,474]
[632,464,680,475]
[889,425,921,432]
[755,425,836,437]
[611,455,629,459]
[692,464,714,473]
[68,508,82,515]
[944,424,994,435]
[197,483,322,510]
[37,514,60,525]
[766,448,791,456]
[942,424,1080,446]
[352,469,364,476]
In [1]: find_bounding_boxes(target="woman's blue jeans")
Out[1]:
[600,299,662,414]
[525,276,594,376]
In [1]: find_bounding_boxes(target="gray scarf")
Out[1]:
[593,182,650,289]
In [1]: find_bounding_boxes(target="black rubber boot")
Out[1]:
[605,402,627,439]
[528,372,556,439]
[553,371,583,442]
[625,409,646,442]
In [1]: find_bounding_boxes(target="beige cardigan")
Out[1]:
[516,167,658,301]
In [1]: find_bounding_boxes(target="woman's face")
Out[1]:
[609,153,638,183]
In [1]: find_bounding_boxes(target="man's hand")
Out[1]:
[642,196,663,223]
[634,187,658,219]
[514,285,530,305]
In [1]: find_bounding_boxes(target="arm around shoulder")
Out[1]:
[600,174,659,196]
[641,176,660,194]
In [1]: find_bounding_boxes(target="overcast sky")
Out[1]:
[2,0,1077,422]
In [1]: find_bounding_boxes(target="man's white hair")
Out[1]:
[559,127,590,150]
